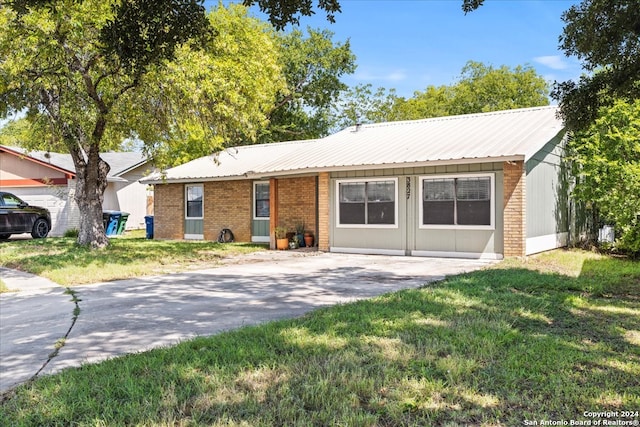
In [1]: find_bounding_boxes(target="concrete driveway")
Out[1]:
[0,251,494,393]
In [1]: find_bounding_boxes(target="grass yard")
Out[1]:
[1,249,638,426]
[0,230,267,285]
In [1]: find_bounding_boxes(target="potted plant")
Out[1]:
[274,226,288,250]
[295,221,305,247]
[304,230,314,247]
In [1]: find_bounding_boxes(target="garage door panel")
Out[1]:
[3,187,70,237]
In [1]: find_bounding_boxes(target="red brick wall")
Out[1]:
[275,176,317,237]
[153,183,184,240]
[503,161,526,257]
[155,177,319,244]
[203,180,252,242]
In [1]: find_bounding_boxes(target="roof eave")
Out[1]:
[140,174,252,185]
[143,155,526,184]
[112,159,149,177]
[248,155,526,179]
[0,145,76,177]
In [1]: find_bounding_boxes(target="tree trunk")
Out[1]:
[71,142,111,248]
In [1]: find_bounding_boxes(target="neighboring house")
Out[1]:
[0,146,153,236]
[143,106,571,259]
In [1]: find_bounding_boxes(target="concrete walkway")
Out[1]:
[0,267,62,294]
[0,252,495,393]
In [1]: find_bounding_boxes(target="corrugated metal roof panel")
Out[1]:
[146,139,317,183]
[253,106,563,174]
[145,106,564,183]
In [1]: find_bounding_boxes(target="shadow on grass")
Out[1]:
[1,254,639,426]
[0,237,267,278]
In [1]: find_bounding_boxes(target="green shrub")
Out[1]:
[63,228,79,238]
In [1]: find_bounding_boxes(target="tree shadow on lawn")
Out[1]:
[2,257,639,426]
[0,237,265,278]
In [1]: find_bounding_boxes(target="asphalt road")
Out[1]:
[0,252,493,393]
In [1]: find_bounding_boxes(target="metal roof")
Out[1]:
[144,139,317,183]
[143,106,564,184]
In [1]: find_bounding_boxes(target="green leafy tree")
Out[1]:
[243,0,341,29]
[0,1,285,248]
[0,117,50,148]
[462,0,484,13]
[552,0,640,130]
[460,0,640,130]
[257,27,356,142]
[448,61,550,115]
[331,84,398,130]
[569,100,640,253]
[333,61,549,127]
[390,86,453,121]
[133,5,285,165]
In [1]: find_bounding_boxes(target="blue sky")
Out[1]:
[213,0,582,99]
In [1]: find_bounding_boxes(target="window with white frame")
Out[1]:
[337,178,397,227]
[253,181,270,219]
[421,174,493,228]
[185,184,203,219]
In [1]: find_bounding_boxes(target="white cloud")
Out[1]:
[386,71,407,82]
[355,69,407,82]
[534,55,569,70]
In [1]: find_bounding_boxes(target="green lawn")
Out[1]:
[1,249,638,426]
[0,230,268,285]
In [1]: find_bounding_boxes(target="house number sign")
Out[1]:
[406,177,411,199]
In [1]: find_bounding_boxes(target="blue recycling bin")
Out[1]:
[144,215,154,239]
[103,211,121,236]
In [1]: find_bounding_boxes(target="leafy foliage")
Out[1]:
[131,4,285,165]
[0,1,288,247]
[0,117,56,149]
[331,84,398,131]
[553,0,640,130]
[243,0,341,30]
[0,1,217,247]
[99,0,211,76]
[332,61,549,129]
[390,85,453,121]
[448,61,550,114]
[462,0,484,13]
[0,0,346,248]
[569,100,640,254]
[257,28,356,142]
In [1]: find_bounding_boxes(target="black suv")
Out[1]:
[0,191,51,239]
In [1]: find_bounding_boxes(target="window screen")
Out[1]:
[339,182,366,224]
[367,181,395,224]
[423,176,491,226]
[456,177,491,225]
[338,180,395,226]
[254,183,270,218]
[186,185,203,218]
[423,179,455,224]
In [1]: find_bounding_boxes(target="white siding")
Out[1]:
[4,180,79,236]
[525,133,570,255]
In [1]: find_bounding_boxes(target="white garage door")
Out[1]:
[3,186,77,237]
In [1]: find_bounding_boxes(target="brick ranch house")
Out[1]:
[142,106,572,259]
